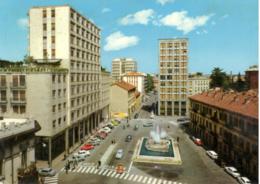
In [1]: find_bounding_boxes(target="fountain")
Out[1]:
[132,123,182,165]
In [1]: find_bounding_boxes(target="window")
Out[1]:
[52,75,55,83]
[0,76,6,86]
[0,90,6,100]
[58,104,61,111]
[43,49,47,58]
[53,120,56,128]
[20,106,26,114]
[0,105,6,113]
[43,23,47,31]
[58,89,61,97]
[52,105,56,113]
[51,49,55,58]
[63,102,66,108]
[51,36,55,44]
[42,9,47,18]
[63,116,66,122]
[51,23,55,31]
[51,9,55,17]
[13,105,19,113]
[58,118,61,125]
[52,90,56,97]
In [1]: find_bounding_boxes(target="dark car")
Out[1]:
[125,135,132,142]
[134,114,139,119]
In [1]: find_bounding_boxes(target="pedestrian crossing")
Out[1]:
[43,174,59,184]
[61,165,184,184]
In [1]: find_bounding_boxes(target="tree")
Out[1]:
[196,72,203,76]
[233,72,247,92]
[146,74,154,93]
[23,55,34,64]
[210,67,230,89]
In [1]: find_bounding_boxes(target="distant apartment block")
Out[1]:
[0,5,103,165]
[122,72,147,94]
[189,89,258,180]
[0,118,40,184]
[111,58,137,81]
[110,81,141,118]
[158,38,188,116]
[245,65,258,89]
[188,74,210,95]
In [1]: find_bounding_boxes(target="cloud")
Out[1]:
[104,31,139,51]
[119,9,155,25]
[211,21,216,26]
[17,17,28,29]
[221,14,229,19]
[159,11,213,34]
[156,0,175,5]
[196,29,208,35]
[102,8,111,13]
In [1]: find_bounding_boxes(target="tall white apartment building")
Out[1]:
[28,5,101,164]
[111,58,137,81]
[122,72,147,94]
[158,38,188,116]
[101,70,112,121]
[188,75,210,96]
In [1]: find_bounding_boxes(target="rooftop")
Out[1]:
[123,72,146,77]
[114,81,136,91]
[189,89,258,119]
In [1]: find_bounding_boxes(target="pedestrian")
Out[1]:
[177,137,180,142]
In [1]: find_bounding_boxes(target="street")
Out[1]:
[46,94,238,184]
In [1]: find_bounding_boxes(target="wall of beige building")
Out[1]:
[110,86,128,115]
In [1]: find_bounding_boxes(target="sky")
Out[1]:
[0,0,258,74]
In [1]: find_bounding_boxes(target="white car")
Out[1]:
[77,150,90,157]
[101,127,111,133]
[237,177,251,184]
[224,166,240,178]
[206,150,218,160]
[115,149,124,159]
[38,168,56,177]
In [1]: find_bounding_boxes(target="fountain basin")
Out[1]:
[132,137,182,165]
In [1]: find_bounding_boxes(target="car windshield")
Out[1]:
[43,168,51,172]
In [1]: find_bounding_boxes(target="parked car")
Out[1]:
[38,168,56,177]
[115,149,124,159]
[111,120,119,126]
[189,135,196,141]
[206,150,218,160]
[80,143,94,151]
[224,166,240,178]
[101,127,111,133]
[89,139,101,146]
[237,177,251,184]
[125,135,132,142]
[90,137,101,142]
[194,138,203,146]
[96,132,107,139]
[71,154,85,162]
[75,150,90,159]
[134,124,139,130]
[105,124,114,129]
[143,122,153,127]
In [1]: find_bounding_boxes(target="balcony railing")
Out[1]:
[0,98,7,104]
[10,98,26,104]
[10,83,26,89]
[0,83,7,88]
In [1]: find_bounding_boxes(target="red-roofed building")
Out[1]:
[110,81,141,118]
[189,89,258,180]
[245,65,258,89]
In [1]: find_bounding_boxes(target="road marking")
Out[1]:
[138,175,143,182]
[127,161,133,173]
[152,178,157,184]
[123,173,129,180]
[147,177,153,184]
[167,181,172,184]
[115,173,121,178]
[77,166,83,172]
[94,169,99,174]
[133,175,139,182]
[89,167,95,173]
[98,169,104,175]
[128,174,134,181]
[60,167,64,172]
[85,167,92,173]
[119,173,125,179]
[81,167,87,173]
[163,180,168,184]
[142,176,148,183]
[157,179,162,184]
[102,170,109,176]
[106,170,113,176]
[111,171,116,177]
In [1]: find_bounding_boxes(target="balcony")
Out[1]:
[0,98,7,104]
[10,98,26,104]
[10,83,26,89]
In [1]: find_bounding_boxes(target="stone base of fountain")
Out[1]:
[145,138,170,153]
[132,137,182,165]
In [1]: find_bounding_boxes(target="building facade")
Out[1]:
[158,38,188,116]
[111,58,137,81]
[2,5,103,164]
[189,89,258,180]
[245,65,258,89]
[188,75,210,96]
[100,71,111,122]
[122,72,147,94]
[110,81,140,118]
[0,118,40,184]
